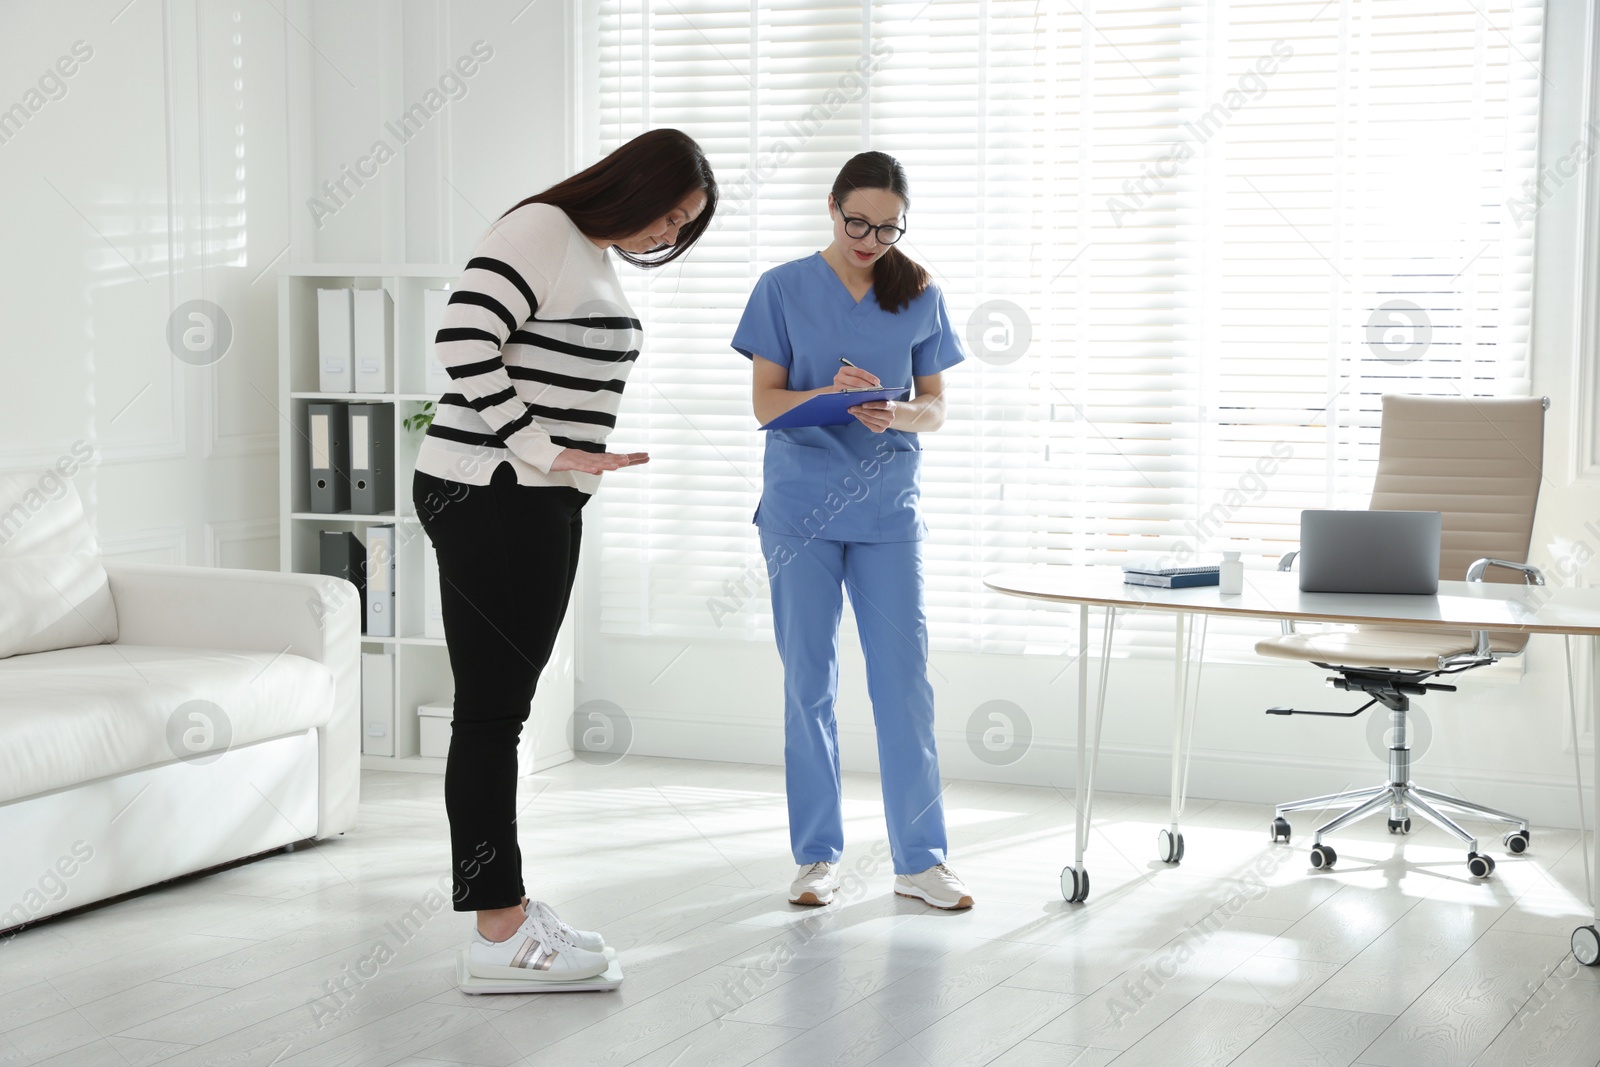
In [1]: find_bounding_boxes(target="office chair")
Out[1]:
[1258,394,1547,878]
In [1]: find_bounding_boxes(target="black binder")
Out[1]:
[319,530,367,624]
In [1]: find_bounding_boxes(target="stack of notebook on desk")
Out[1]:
[1121,560,1220,588]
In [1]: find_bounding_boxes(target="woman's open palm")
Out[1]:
[549,448,650,475]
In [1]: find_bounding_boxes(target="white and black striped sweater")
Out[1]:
[414,201,644,493]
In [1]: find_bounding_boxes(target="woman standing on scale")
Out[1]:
[731,151,973,910]
[412,129,716,983]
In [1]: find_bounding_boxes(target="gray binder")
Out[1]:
[348,403,395,515]
[307,402,351,513]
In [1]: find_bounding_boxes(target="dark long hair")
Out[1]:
[830,151,930,314]
[500,128,717,269]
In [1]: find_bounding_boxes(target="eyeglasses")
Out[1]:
[839,211,906,246]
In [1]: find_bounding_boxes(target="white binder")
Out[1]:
[365,524,396,637]
[422,536,445,639]
[424,288,454,395]
[317,288,353,393]
[360,651,395,756]
[353,288,392,393]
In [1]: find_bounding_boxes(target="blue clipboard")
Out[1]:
[760,387,907,430]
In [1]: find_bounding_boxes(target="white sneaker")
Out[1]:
[894,863,974,910]
[789,861,840,906]
[468,902,610,982]
[527,899,606,953]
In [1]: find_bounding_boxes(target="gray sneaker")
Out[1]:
[789,861,840,906]
[894,863,974,910]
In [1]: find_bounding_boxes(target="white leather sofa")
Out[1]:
[0,470,360,934]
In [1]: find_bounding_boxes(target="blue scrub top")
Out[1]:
[731,252,967,543]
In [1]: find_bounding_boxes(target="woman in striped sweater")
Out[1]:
[412,128,716,984]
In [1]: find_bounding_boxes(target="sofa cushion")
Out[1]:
[0,643,335,804]
[0,471,117,660]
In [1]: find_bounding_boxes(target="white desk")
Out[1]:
[984,565,1600,967]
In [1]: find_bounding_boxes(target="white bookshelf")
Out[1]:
[276,264,575,776]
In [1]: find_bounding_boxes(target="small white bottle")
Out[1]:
[1219,550,1243,595]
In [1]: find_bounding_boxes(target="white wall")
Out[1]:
[293,0,572,265]
[0,0,294,568]
[0,0,571,568]
[5,0,1595,829]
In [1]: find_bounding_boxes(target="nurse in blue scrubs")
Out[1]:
[731,151,973,911]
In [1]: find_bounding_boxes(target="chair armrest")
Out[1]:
[1466,558,1546,586]
[1277,550,1299,633]
[1453,558,1546,667]
[102,561,361,837]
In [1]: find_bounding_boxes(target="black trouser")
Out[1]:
[413,461,588,912]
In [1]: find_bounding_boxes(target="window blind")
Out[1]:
[593,0,1544,657]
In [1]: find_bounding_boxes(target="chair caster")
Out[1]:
[1157,829,1185,864]
[1468,852,1496,878]
[1061,865,1091,903]
[1309,843,1337,870]
[1270,817,1291,843]
[1503,829,1530,854]
[1387,817,1411,834]
[1573,925,1600,967]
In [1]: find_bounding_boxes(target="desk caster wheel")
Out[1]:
[1468,852,1496,878]
[1503,830,1530,854]
[1061,866,1091,903]
[1573,925,1600,966]
[1387,817,1411,834]
[1157,829,1185,864]
[1309,844,1336,870]
[1270,817,1291,843]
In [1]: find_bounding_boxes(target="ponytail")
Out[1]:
[871,245,930,314]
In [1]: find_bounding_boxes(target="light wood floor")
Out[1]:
[4,755,1599,1066]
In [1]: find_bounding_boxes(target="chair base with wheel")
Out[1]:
[1266,664,1529,878]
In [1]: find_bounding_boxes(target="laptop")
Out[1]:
[1298,510,1442,595]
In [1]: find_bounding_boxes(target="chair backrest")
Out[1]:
[1369,394,1545,583]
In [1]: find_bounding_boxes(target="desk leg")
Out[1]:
[1160,612,1207,865]
[1575,634,1600,966]
[1062,605,1117,904]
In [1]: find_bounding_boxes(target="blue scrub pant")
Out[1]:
[759,529,949,876]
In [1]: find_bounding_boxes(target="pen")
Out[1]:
[838,357,880,395]
[840,357,881,380]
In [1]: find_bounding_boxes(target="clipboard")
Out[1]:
[760,387,907,430]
